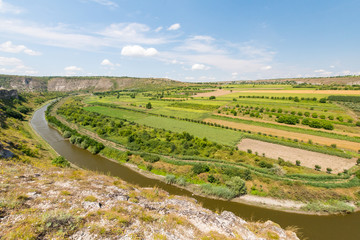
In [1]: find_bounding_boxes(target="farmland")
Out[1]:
[47,81,360,212]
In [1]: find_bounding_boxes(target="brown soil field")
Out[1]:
[215,113,360,138]
[237,139,356,174]
[193,89,360,97]
[204,118,360,152]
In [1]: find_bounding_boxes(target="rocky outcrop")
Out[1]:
[0,160,299,239]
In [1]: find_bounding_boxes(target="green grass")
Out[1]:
[84,105,244,146]
[211,114,360,143]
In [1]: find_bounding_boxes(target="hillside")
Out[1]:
[0,75,185,92]
[254,76,360,85]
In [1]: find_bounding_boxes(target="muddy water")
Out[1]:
[31,103,360,240]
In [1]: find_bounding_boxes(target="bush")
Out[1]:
[277,115,299,125]
[62,131,72,138]
[52,156,70,168]
[141,153,160,163]
[165,175,177,184]
[192,163,210,174]
[296,160,301,166]
[315,165,321,171]
[209,96,216,100]
[225,176,247,196]
[258,160,273,168]
[356,121,360,127]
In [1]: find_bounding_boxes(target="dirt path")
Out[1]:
[237,139,356,174]
[193,89,360,97]
[204,118,360,151]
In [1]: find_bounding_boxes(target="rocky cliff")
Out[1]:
[0,75,184,92]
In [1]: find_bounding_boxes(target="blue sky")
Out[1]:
[0,0,359,82]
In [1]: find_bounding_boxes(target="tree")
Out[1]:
[209,96,216,100]
[326,168,332,174]
[315,165,321,171]
[146,102,152,109]
[296,160,301,166]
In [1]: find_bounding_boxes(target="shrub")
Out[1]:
[146,102,152,109]
[356,121,360,127]
[319,98,327,103]
[315,165,321,171]
[207,174,217,183]
[357,158,360,165]
[141,153,160,163]
[277,115,299,125]
[209,96,216,100]
[326,168,332,174]
[192,164,210,174]
[165,175,177,184]
[225,176,247,196]
[62,131,72,138]
[258,160,273,168]
[296,160,301,166]
[51,156,70,168]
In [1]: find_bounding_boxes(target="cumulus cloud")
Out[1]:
[0,0,22,14]
[121,45,158,57]
[0,56,37,74]
[64,66,83,75]
[191,63,210,70]
[100,59,113,66]
[168,23,180,31]
[0,41,41,55]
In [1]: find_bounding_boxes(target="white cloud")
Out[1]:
[314,69,332,76]
[185,76,194,80]
[0,0,22,14]
[191,63,210,70]
[155,26,163,32]
[168,23,180,31]
[0,41,41,55]
[262,65,272,70]
[0,19,105,50]
[176,35,225,54]
[101,23,166,45]
[121,45,158,57]
[64,65,83,75]
[0,56,37,75]
[330,65,335,68]
[85,0,118,8]
[100,59,113,66]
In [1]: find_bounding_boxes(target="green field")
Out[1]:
[84,105,244,146]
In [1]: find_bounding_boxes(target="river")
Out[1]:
[31,103,360,240]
